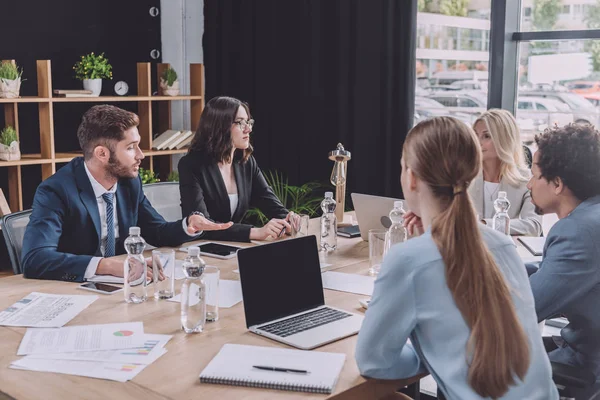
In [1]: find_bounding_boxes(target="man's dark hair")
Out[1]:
[77,105,139,160]
[535,123,600,201]
[189,96,253,163]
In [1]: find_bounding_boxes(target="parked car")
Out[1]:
[519,90,600,126]
[583,92,600,108]
[449,80,488,91]
[517,96,574,143]
[414,97,475,125]
[566,81,600,94]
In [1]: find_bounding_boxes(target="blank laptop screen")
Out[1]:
[237,235,325,328]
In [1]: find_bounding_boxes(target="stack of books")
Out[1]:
[152,129,194,150]
[53,89,96,98]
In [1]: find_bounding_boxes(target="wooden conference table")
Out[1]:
[0,216,423,400]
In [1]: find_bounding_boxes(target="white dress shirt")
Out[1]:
[83,163,197,279]
[228,193,239,217]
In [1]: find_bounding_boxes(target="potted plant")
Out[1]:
[139,167,160,184]
[160,67,180,96]
[0,126,20,161]
[0,62,23,99]
[72,52,113,96]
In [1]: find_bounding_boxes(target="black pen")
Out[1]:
[252,365,308,374]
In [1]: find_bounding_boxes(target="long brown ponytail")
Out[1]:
[403,117,530,398]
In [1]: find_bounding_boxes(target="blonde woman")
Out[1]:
[356,117,557,399]
[468,109,542,236]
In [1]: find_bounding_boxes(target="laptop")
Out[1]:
[237,235,364,350]
[351,192,402,241]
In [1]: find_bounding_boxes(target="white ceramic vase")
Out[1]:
[83,78,102,96]
[160,78,180,96]
[0,77,21,99]
[0,141,21,161]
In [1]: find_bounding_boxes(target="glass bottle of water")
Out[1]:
[320,191,337,252]
[123,226,147,303]
[384,200,408,254]
[492,191,511,235]
[180,247,207,334]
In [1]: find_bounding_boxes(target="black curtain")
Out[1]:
[204,0,416,199]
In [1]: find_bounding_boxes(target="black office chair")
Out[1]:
[550,324,599,399]
[0,209,32,274]
[523,145,533,169]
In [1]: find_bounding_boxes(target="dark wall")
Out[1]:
[0,0,162,209]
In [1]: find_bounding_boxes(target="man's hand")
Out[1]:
[250,218,292,240]
[96,258,159,281]
[187,214,233,235]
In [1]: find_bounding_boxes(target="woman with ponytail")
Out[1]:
[355,117,557,399]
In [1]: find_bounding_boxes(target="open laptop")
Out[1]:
[237,235,364,350]
[351,192,402,241]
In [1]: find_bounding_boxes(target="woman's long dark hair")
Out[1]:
[189,96,253,163]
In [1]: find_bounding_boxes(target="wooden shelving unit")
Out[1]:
[0,60,205,212]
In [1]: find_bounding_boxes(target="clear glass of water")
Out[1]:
[369,229,387,276]
[152,249,175,300]
[204,266,220,322]
[291,213,310,237]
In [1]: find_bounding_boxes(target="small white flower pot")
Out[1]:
[160,78,180,96]
[0,77,21,99]
[0,141,21,161]
[83,78,102,96]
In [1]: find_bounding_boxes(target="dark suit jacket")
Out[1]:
[530,195,600,376]
[178,152,288,242]
[22,157,198,282]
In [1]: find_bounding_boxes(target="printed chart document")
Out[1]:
[17,322,146,356]
[24,333,172,365]
[321,271,375,296]
[169,280,243,308]
[199,344,346,394]
[0,292,98,328]
[10,357,153,383]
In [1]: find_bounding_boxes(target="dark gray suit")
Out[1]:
[530,195,600,378]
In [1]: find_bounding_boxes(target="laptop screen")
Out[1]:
[237,235,325,328]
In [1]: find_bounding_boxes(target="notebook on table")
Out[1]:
[199,344,346,394]
[517,236,546,256]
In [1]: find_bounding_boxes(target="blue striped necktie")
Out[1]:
[102,192,115,257]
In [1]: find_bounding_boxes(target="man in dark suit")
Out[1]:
[527,124,600,395]
[22,105,232,282]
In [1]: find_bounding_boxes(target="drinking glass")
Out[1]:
[368,229,387,276]
[152,249,175,299]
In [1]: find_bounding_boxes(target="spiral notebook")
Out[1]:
[199,344,346,394]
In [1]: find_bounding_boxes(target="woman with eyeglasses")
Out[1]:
[178,96,292,242]
[355,117,557,399]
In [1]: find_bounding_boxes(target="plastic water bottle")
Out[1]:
[320,192,337,252]
[384,201,408,254]
[123,227,147,303]
[180,247,207,333]
[492,191,511,235]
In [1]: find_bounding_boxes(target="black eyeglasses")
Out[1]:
[233,119,254,130]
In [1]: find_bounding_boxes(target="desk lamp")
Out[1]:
[328,143,351,224]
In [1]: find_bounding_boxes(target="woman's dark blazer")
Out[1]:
[178,151,289,242]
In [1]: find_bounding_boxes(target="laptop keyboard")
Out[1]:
[259,308,352,337]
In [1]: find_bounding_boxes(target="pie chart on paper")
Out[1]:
[113,330,135,337]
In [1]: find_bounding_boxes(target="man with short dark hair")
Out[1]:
[22,105,232,282]
[528,123,600,386]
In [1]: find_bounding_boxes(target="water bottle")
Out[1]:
[492,191,511,235]
[180,247,207,334]
[320,191,337,252]
[123,226,147,303]
[384,201,408,254]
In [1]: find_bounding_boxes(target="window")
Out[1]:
[536,103,548,111]
[518,101,534,110]
[458,98,479,107]
[520,0,597,32]
[524,7,532,18]
[562,5,570,14]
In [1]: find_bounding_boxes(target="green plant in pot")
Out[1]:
[73,52,113,96]
[0,62,24,99]
[160,67,180,96]
[243,170,324,226]
[139,167,160,184]
[0,126,20,161]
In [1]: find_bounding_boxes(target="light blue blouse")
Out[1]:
[355,226,558,400]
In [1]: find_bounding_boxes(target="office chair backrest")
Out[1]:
[0,209,32,275]
[142,182,182,222]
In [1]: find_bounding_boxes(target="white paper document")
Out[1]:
[10,356,156,382]
[168,280,243,308]
[0,292,98,328]
[321,271,375,296]
[24,333,172,365]
[17,322,146,356]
